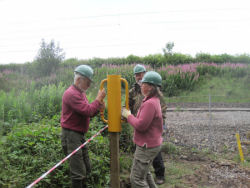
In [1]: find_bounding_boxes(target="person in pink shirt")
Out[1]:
[61,65,106,188]
[122,71,163,188]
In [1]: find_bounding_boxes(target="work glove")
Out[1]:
[121,108,131,119]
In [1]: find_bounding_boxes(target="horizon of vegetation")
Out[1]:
[1,40,250,66]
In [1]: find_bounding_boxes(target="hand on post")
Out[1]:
[100,101,105,111]
[96,88,106,102]
[121,107,131,119]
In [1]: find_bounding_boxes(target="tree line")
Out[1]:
[0,40,250,78]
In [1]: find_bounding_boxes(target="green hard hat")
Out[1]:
[74,65,94,81]
[133,64,146,74]
[141,71,162,87]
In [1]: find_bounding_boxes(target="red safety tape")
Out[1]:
[26,125,108,188]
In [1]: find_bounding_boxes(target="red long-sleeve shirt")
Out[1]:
[127,96,163,148]
[61,85,101,133]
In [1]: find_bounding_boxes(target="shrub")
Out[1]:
[0,123,69,188]
[0,118,111,188]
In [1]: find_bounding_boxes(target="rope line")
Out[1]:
[26,125,108,188]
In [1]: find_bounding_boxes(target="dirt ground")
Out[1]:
[161,146,250,188]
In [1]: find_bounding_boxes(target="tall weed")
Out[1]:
[0,83,66,124]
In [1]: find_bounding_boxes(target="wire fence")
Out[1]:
[166,95,250,109]
[165,95,250,153]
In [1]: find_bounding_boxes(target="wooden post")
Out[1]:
[110,132,120,188]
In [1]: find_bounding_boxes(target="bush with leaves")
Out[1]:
[0,123,69,188]
[0,117,112,188]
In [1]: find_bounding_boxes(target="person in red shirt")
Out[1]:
[122,71,163,188]
[61,65,106,188]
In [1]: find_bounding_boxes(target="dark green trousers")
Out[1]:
[130,145,161,188]
[61,128,91,181]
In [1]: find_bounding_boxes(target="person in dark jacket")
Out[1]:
[129,64,166,185]
[61,65,106,188]
[122,70,164,188]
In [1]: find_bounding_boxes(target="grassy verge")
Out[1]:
[166,75,250,103]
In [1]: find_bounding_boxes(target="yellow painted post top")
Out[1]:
[108,75,122,132]
[99,75,129,132]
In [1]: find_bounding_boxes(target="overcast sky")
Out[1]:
[0,0,250,64]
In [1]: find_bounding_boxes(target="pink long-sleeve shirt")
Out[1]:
[127,96,163,148]
[61,85,101,133]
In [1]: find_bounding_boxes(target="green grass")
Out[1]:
[166,161,194,179]
[166,75,250,103]
[157,159,200,188]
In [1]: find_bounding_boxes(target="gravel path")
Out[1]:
[165,111,250,152]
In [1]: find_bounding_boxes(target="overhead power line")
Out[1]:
[0,16,249,41]
[2,7,249,25]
